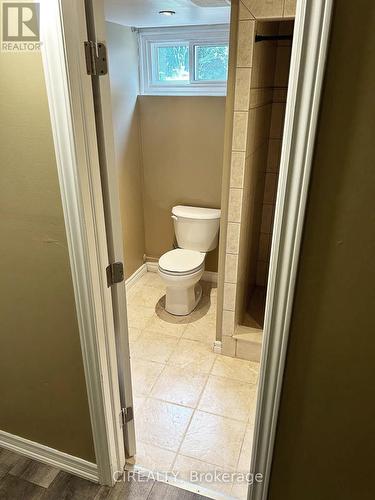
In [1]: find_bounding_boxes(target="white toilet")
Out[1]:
[158,205,221,316]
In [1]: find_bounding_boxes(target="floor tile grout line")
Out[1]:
[170,354,217,470]
[165,324,216,471]
[169,406,196,472]
[134,391,252,427]
[134,438,242,477]
[172,451,238,473]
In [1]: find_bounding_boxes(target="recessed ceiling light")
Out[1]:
[159,10,176,16]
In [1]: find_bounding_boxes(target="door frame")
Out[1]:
[40,0,334,495]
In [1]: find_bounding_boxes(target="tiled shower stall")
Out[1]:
[216,0,296,360]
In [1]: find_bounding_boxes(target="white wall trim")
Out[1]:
[125,264,147,291]
[40,0,125,485]
[0,430,98,483]
[248,1,334,499]
[146,261,218,284]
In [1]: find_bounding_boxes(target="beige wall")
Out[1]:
[107,22,145,279]
[0,52,95,461]
[269,1,375,499]
[139,96,226,272]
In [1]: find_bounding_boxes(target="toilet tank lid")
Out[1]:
[172,205,221,220]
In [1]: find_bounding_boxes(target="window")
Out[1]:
[139,25,230,96]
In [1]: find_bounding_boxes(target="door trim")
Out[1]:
[40,0,125,485]
[248,1,334,499]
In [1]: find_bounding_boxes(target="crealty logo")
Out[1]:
[1,1,41,52]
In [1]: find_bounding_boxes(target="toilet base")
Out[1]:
[165,282,203,316]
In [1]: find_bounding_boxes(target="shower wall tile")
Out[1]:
[267,139,282,172]
[249,88,273,109]
[273,87,288,103]
[236,337,262,362]
[260,204,274,234]
[228,188,243,222]
[258,232,271,262]
[230,152,246,188]
[222,310,236,336]
[232,111,249,151]
[239,0,255,20]
[225,253,239,283]
[283,0,297,18]
[256,260,269,287]
[234,68,252,111]
[222,335,236,357]
[219,6,295,351]
[242,0,284,19]
[263,173,278,204]
[270,102,286,138]
[278,20,295,37]
[237,21,255,67]
[223,283,237,311]
[274,46,293,87]
[247,104,272,154]
[250,26,279,88]
[226,223,241,254]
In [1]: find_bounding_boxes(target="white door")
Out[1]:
[83,0,136,459]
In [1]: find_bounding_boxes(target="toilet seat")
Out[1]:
[158,249,205,276]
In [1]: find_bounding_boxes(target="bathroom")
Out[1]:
[103,0,295,498]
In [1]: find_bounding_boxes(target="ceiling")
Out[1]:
[105,0,231,28]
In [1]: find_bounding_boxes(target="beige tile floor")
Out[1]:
[126,272,259,499]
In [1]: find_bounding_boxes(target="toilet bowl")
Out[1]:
[158,249,206,316]
[158,205,221,316]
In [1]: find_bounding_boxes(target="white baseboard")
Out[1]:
[146,261,218,284]
[125,263,147,292]
[0,430,98,483]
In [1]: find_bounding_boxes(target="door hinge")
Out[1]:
[84,41,108,76]
[120,407,133,427]
[106,262,124,287]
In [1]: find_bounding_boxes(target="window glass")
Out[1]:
[155,44,189,82]
[195,44,229,81]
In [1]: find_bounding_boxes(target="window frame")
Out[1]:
[138,25,230,96]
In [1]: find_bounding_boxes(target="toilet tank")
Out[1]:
[172,205,221,252]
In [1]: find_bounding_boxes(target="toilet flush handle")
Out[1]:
[171,215,178,221]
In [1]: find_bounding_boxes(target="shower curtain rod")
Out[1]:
[255,34,293,42]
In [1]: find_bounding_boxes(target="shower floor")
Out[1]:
[126,271,260,499]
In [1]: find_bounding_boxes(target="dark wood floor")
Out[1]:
[0,447,206,500]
